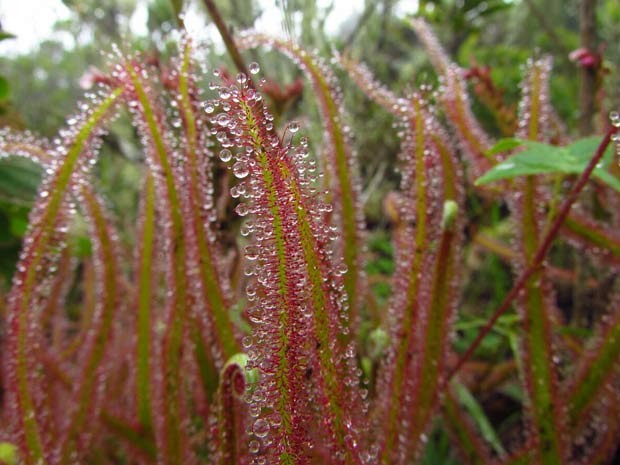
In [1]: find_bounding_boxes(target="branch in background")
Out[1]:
[201,0,251,80]
[522,0,570,57]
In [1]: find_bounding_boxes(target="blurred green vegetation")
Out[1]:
[0,1,618,461]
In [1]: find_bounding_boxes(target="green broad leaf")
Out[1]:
[476,137,617,191]
[453,382,506,457]
[0,76,9,101]
[0,32,16,42]
[484,138,522,157]
[0,156,43,204]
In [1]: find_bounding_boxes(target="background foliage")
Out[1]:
[0,1,619,464]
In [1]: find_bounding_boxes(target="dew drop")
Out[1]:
[288,121,300,133]
[233,160,249,178]
[240,220,253,236]
[253,418,270,438]
[610,110,620,128]
[216,113,231,127]
[335,263,348,276]
[219,149,232,162]
[249,62,260,74]
[249,440,260,454]
[236,72,248,84]
[245,245,259,261]
[235,203,249,216]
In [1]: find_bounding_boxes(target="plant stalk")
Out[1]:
[446,125,619,385]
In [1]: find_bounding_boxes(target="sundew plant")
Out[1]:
[1,12,620,465]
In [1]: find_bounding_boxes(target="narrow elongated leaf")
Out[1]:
[377,95,463,464]
[99,411,157,460]
[123,62,192,465]
[410,19,493,179]
[567,308,620,425]
[237,33,367,337]
[510,57,566,465]
[3,88,121,465]
[135,172,156,432]
[176,40,240,362]
[215,78,366,465]
[442,387,495,465]
[562,213,620,264]
[377,96,441,464]
[451,382,506,457]
[337,55,404,116]
[58,187,120,465]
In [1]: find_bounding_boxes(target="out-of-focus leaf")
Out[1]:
[0,156,43,203]
[484,138,522,157]
[476,137,617,191]
[169,0,183,18]
[9,214,28,236]
[0,31,16,41]
[0,76,9,101]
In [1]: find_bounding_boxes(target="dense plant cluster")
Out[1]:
[0,17,620,465]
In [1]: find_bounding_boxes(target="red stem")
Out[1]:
[446,125,619,385]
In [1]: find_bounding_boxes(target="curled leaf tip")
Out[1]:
[441,200,458,231]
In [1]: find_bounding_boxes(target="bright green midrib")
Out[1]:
[128,67,186,465]
[178,45,238,359]
[283,162,355,464]
[137,173,155,430]
[241,101,294,464]
[520,65,562,465]
[60,188,118,465]
[14,88,121,465]
[382,108,427,463]
[297,51,360,325]
[432,136,457,201]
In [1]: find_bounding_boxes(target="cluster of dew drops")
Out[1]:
[202,61,305,459]
[201,61,304,213]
